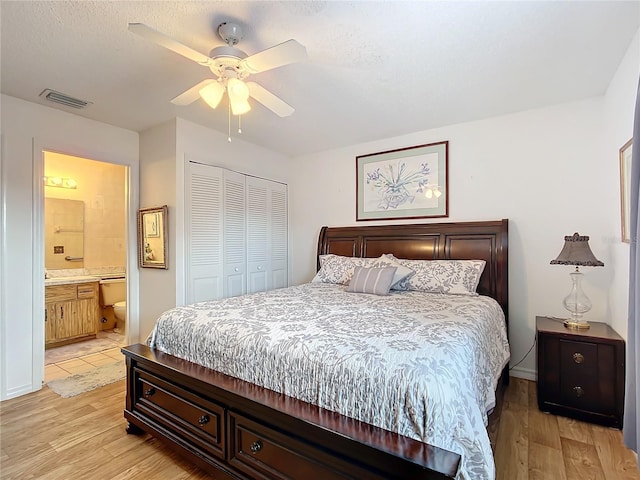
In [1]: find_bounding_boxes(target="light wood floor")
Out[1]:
[0,377,638,479]
[495,378,639,480]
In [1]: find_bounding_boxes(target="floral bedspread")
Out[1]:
[148,283,510,480]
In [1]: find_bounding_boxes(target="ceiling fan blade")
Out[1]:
[241,39,307,74]
[246,82,294,117]
[171,79,217,106]
[128,23,212,67]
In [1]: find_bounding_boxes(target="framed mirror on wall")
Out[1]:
[138,205,168,269]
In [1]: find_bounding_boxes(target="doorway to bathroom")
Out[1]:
[43,151,128,382]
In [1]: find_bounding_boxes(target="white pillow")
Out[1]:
[346,266,397,296]
[372,254,415,290]
[312,254,378,285]
[384,255,486,295]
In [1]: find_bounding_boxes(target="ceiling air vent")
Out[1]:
[39,89,92,109]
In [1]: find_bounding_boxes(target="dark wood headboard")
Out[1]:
[317,219,509,321]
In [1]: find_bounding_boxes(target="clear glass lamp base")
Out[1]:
[562,269,591,330]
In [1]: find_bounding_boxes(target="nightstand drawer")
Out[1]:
[559,339,597,374]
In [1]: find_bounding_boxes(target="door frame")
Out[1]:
[33,144,140,386]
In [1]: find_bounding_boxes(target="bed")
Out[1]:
[123,219,510,480]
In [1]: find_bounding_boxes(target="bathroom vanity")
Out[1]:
[45,278,99,348]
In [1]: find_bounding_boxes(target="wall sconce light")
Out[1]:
[44,176,77,189]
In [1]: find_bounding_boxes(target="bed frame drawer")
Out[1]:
[133,368,225,459]
[228,412,353,480]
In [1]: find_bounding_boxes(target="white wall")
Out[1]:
[603,28,640,339]
[290,96,619,380]
[138,120,177,341]
[0,94,139,400]
[137,117,291,339]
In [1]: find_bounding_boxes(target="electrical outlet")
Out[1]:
[53,245,64,254]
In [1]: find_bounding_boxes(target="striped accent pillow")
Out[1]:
[345,266,397,296]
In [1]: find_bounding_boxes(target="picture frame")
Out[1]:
[138,205,168,269]
[356,141,448,221]
[620,138,632,243]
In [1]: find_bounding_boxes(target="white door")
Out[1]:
[186,162,224,303]
[223,170,247,297]
[269,182,288,290]
[246,176,269,294]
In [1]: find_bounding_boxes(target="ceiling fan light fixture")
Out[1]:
[227,78,251,115]
[129,23,306,118]
[199,81,224,109]
[230,98,251,116]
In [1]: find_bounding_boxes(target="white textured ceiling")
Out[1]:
[1,1,638,157]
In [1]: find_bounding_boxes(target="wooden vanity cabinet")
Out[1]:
[45,282,99,348]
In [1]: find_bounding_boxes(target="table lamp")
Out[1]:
[550,232,604,329]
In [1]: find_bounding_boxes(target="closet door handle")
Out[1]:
[60,306,64,320]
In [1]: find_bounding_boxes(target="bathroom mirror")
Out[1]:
[137,205,168,269]
[44,198,85,269]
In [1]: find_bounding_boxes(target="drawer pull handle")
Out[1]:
[573,386,584,397]
[250,440,263,454]
[143,387,155,398]
[573,353,584,364]
[197,415,209,426]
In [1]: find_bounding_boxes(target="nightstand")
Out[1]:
[536,316,625,428]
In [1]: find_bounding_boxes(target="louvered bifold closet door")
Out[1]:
[223,170,247,298]
[269,182,288,290]
[246,176,269,294]
[186,162,224,304]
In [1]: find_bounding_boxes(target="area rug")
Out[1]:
[47,361,125,398]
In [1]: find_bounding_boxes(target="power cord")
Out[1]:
[509,336,536,371]
[508,316,566,371]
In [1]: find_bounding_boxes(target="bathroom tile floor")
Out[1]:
[44,330,126,383]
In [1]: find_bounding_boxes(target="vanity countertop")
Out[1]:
[45,275,99,286]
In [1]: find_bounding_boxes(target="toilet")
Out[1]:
[99,277,126,333]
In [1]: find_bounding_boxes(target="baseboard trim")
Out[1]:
[509,366,536,381]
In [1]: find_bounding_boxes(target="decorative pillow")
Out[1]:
[372,254,415,290]
[385,255,486,295]
[346,266,397,296]
[311,254,378,285]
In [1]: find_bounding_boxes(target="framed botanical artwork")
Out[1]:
[620,138,632,243]
[144,211,160,237]
[356,141,448,221]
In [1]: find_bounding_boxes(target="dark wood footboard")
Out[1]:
[123,343,461,480]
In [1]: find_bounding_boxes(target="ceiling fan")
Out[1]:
[128,22,307,117]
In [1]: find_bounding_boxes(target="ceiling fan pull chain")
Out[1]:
[227,101,232,142]
[238,115,242,134]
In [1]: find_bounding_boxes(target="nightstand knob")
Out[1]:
[250,440,263,454]
[572,352,584,364]
[573,386,584,397]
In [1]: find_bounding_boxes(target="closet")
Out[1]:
[186,161,287,304]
